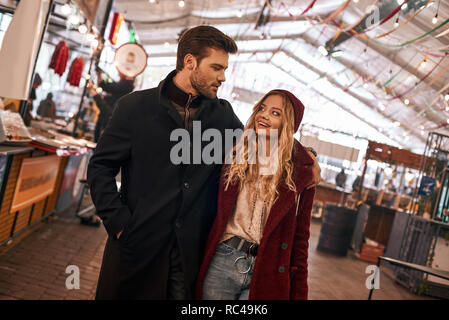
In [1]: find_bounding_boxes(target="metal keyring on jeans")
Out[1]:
[234,255,252,274]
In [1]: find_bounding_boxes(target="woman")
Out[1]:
[196,89,316,300]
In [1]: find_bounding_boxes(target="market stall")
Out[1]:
[0,110,94,247]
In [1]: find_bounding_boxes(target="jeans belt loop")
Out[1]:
[236,238,245,252]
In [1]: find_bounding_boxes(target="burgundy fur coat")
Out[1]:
[196,140,316,300]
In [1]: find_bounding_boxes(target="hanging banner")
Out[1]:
[73,0,100,26]
[0,0,50,100]
[109,12,124,45]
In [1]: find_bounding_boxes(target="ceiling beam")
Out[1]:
[141,32,308,46]
[278,47,426,144]
[269,61,414,147]
[325,0,429,49]
[299,33,447,131]
[130,7,337,30]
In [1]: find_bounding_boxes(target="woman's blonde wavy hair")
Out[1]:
[224,91,297,211]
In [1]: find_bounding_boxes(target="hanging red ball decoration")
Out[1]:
[67,57,85,87]
[49,41,69,76]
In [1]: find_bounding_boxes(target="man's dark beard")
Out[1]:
[190,69,216,99]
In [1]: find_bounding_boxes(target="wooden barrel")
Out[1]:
[317,204,358,256]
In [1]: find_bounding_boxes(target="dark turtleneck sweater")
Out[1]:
[164,77,203,131]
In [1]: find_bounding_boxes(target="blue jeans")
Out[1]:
[202,242,256,300]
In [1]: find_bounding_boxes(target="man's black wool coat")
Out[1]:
[87,71,243,299]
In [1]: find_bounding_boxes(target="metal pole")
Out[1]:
[368,257,381,300]
[72,0,113,137]
[19,0,54,120]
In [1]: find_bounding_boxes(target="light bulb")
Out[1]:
[353,0,359,3]
[236,10,243,18]
[404,99,410,105]
[164,42,170,47]
[421,60,427,68]
[445,94,449,101]
[432,16,438,24]
[318,46,328,56]
[394,121,401,127]
[61,3,72,15]
[68,14,80,25]
[86,33,95,42]
[149,0,156,3]
[78,24,87,34]
[402,3,407,9]
[178,0,185,7]
[332,51,343,57]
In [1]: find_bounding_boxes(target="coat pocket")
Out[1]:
[118,198,142,245]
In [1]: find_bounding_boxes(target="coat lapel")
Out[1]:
[261,141,315,240]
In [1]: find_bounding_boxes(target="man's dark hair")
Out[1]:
[33,73,42,86]
[176,25,238,70]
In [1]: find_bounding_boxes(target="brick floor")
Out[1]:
[0,198,439,300]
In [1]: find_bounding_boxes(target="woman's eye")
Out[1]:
[273,111,280,116]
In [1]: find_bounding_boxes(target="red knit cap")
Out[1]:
[266,89,305,132]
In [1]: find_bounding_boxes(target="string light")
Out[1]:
[236,10,243,18]
[68,14,80,25]
[178,0,185,7]
[394,121,401,127]
[164,42,170,47]
[353,0,359,3]
[421,59,427,68]
[404,99,410,105]
[78,24,87,34]
[394,16,399,27]
[149,0,156,3]
[61,2,72,15]
[331,50,343,57]
[432,14,438,24]
[445,94,449,101]
[318,46,328,56]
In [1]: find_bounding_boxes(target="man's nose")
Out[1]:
[218,70,226,82]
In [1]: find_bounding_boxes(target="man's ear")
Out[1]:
[184,54,197,71]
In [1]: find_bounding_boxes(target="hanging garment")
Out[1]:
[49,40,69,76]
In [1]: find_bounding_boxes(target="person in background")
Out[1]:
[24,73,42,126]
[37,92,57,120]
[335,168,347,188]
[90,68,135,142]
[385,179,397,193]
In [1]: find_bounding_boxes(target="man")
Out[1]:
[91,69,134,142]
[88,25,321,300]
[37,93,57,120]
[335,168,347,188]
[25,73,42,126]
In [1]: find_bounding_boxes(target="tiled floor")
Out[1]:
[0,199,438,300]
